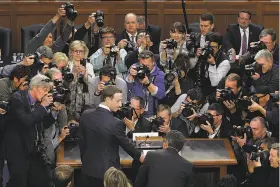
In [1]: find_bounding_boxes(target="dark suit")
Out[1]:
[170,118,189,138]
[79,106,141,186]
[116,24,161,54]
[135,148,195,187]
[4,90,53,187]
[223,24,262,53]
[127,116,152,139]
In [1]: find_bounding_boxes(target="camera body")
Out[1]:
[134,64,150,80]
[186,32,200,57]
[0,101,10,112]
[61,67,74,82]
[231,125,253,139]
[114,102,133,120]
[151,116,165,131]
[164,68,183,84]
[200,41,214,61]
[64,123,79,142]
[93,10,104,28]
[217,88,235,101]
[165,38,177,49]
[243,144,269,165]
[270,92,279,103]
[248,41,267,55]
[181,102,195,117]
[126,41,137,52]
[193,113,214,126]
[62,2,78,21]
[50,81,70,104]
[110,45,119,57]
[78,58,88,83]
[245,62,257,76]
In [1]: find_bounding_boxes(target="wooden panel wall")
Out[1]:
[0,1,278,53]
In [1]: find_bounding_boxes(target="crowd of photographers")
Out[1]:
[0,3,278,187]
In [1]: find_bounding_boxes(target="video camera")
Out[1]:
[231,125,253,139]
[186,32,200,58]
[199,41,214,61]
[248,41,267,55]
[114,102,133,120]
[193,113,214,126]
[151,116,165,132]
[61,67,74,82]
[93,10,104,28]
[164,68,183,84]
[62,2,78,21]
[165,38,177,49]
[64,123,79,142]
[217,88,235,101]
[133,64,150,80]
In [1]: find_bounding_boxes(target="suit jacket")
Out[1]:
[127,116,152,139]
[134,148,195,187]
[116,24,161,54]
[4,90,50,159]
[223,24,262,53]
[79,107,141,179]
[170,117,189,138]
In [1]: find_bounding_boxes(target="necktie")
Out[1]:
[241,29,247,55]
[131,35,135,44]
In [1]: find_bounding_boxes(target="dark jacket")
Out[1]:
[170,117,189,138]
[78,107,141,179]
[134,148,195,187]
[223,24,262,53]
[127,116,152,139]
[249,166,279,187]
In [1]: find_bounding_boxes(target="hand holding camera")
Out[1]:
[248,99,261,112]
[0,108,7,115]
[20,55,35,66]
[56,7,66,17]
[60,125,70,140]
[160,41,167,50]
[123,117,135,131]
[158,125,171,134]
[103,45,111,56]
[200,121,214,135]
[196,48,202,57]
[51,102,64,111]
[251,72,260,80]
[97,81,105,92]
[41,93,53,107]
[231,132,247,148]
[139,76,149,85]
[118,39,128,49]
[186,108,198,121]
[207,54,216,65]
[223,100,236,114]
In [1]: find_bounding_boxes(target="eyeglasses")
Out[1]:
[239,17,250,21]
[73,50,84,54]
[101,36,114,39]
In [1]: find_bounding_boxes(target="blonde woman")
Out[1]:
[67,40,95,122]
[104,167,131,187]
[52,52,69,70]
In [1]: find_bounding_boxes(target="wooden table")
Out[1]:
[57,138,237,180]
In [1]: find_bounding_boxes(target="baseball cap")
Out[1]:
[35,46,53,59]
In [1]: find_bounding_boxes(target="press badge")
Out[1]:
[144,102,149,112]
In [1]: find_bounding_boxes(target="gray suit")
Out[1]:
[25,20,72,54]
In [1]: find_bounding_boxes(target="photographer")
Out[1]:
[53,165,74,187]
[247,143,279,187]
[200,32,231,96]
[249,49,279,92]
[25,6,72,54]
[126,50,165,118]
[160,22,198,72]
[171,88,209,136]
[153,104,188,137]
[190,103,232,139]
[52,52,69,70]
[123,96,152,139]
[44,68,69,166]
[246,86,279,138]
[89,27,127,76]
[91,64,127,107]
[160,54,195,106]
[67,40,94,122]
[4,74,55,187]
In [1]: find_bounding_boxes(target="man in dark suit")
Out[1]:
[123,96,152,139]
[223,10,262,56]
[79,85,144,187]
[4,74,54,187]
[135,130,195,187]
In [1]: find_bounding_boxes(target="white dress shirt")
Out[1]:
[126,119,138,134]
[238,27,249,55]
[208,124,221,139]
[127,31,137,43]
[99,103,111,111]
[208,59,231,86]
[200,35,206,48]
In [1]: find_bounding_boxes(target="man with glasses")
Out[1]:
[89,27,127,76]
[123,96,152,138]
[191,103,232,139]
[4,74,55,187]
[126,50,165,118]
[223,10,262,56]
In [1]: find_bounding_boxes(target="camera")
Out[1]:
[93,10,104,28]
[126,41,136,52]
[248,41,267,55]
[238,95,258,109]
[181,102,195,117]
[104,80,115,86]
[53,80,70,95]
[78,58,88,83]
[110,45,119,57]
[151,116,165,131]
[200,41,214,61]
[217,88,235,101]
[0,101,10,112]
[133,64,150,80]
[50,83,69,104]
[164,68,183,84]
[64,123,79,142]
[231,125,253,139]
[186,32,200,57]
[193,113,214,126]
[62,2,78,21]
[61,67,74,82]
[244,62,257,76]
[27,52,44,71]
[243,144,269,165]
[114,102,133,120]
[165,38,177,49]
[270,92,279,103]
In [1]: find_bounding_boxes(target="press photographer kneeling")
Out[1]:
[4,74,55,187]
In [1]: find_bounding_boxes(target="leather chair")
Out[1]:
[0,27,12,57]
[21,24,44,53]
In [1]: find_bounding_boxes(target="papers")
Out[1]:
[133,132,159,141]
